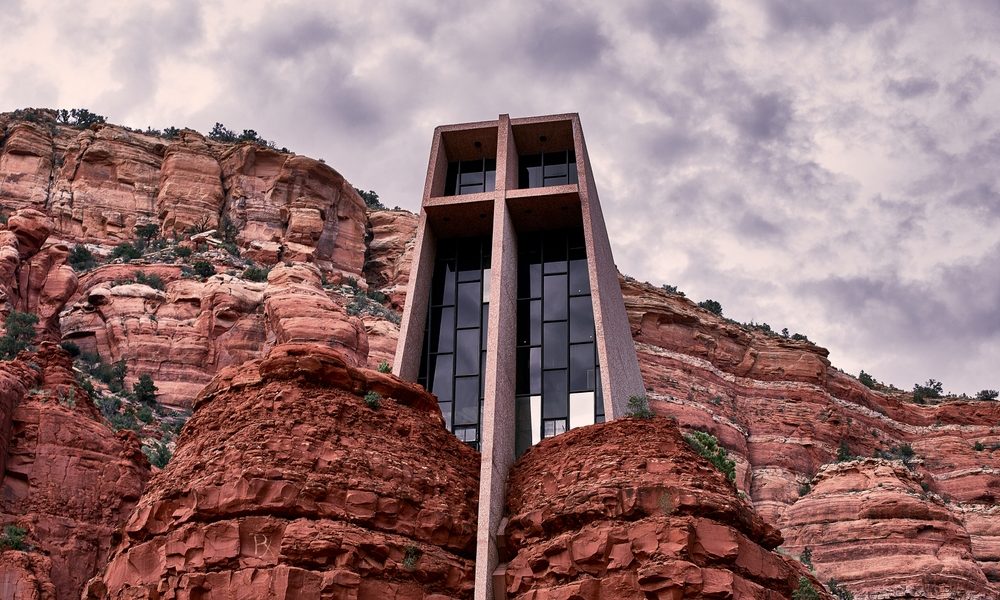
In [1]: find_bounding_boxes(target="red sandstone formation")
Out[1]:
[781,458,997,598]
[0,344,150,600]
[60,263,368,406]
[0,209,78,339]
[88,343,480,599]
[365,209,418,307]
[503,417,824,598]
[623,278,1000,598]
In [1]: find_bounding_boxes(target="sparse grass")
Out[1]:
[0,525,28,551]
[377,361,391,374]
[364,391,381,409]
[684,430,736,483]
[402,545,422,570]
[625,395,654,419]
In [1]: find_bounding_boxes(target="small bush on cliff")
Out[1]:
[798,481,811,496]
[684,430,736,483]
[625,395,654,419]
[110,242,142,262]
[133,374,158,405]
[59,341,80,357]
[836,439,853,462]
[661,283,685,296]
[56,108,107,129]
[792,577,820,600]
[142,440,172,468]
[0,311,39,359]
[697,299,723,316]
[976,389,999,401]
[913,379,944,404]
[377,361,391,374]
[799,546,814,569]
[174,245,192,258]
[242,265,269,282]
[67,244,98,271]
[364,391,382,409]
[402,545,422,570]
[355,188,386,210]
[858,370,876,389]
[133,271,165,290]
[192,261,216,278]
[0,212,7,225]
[826,579,854,600]
[0,525,28,551]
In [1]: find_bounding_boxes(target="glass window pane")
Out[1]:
[569,392,595,429]
[543,419,567,438]
[482,268,491,301]
[432,262,456,306]
[543,236,567,269]
[516,346,530,394]
[444,162,458,196]
[431,354,453,403]
[455,376,479,425]
[568,161,578,185]
[430,307,455,352]
[519,153,542,188]
[570,343,595,391]
[543,370,568,419]
[480,352,487,397]
[569,296,595,343]
[457,282,481,328]
[440,401,452,430]
[543,275,567,321]
[569,259,589,295]
[543,322,568,369]
[456,329,480,376]
[543,161,567,178]
[515,395,533,457]
[485,158,496,192]
[530,347,541,394]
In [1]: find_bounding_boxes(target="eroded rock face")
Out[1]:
[60,263,368,407]
[781,459,998,599]
[0,344,150,600]
[623,279,1000,598]
[365,210,418,307]
[503,417,820,599]
[90,343,480,599]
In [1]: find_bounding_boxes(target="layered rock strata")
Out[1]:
[88,343,480,599]
[502,417,822,599]
[0,344,150,600]
[781,459,996,599]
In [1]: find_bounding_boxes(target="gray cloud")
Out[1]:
[762,0,917,32]
[730,92,794,141]
[886,76,940,99]
[626,0,717,39]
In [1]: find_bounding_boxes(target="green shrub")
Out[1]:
[377,361,391,374]
[364,391,381,409]
[137,404,154,423]
[174,246,192,258]
[242,265,269,282]
[134,271,165,290]
[0,212,7,225]
[827,579,854,600]
[792,577,820,600]
[836,440,853,462]
[913,379,944,404]
[858,370,876,389]
[697,299,723,316]
[133,374,158,404]
[142,440,172,468]
[402,545,422,570]
[0,525,28,551]
[0,311,39,359]
[59,341,81,357]
[355,188,386,210]
[221,241,240,257]
[974,441,985,451]
[684,430,736,483]
[800,546,813,569]
[976,389,999,401]
[209,122,237,142]
[625,395,654,419]
[192,261,216,278]
[135,223,159,243]
[798,482,811,496]
[67,244,98,271]
[661,284,685,296]
[57,108,106,129]
[110,242,142,262]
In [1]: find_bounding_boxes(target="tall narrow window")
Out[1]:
[418,236,491,449]
[514,229,601,457]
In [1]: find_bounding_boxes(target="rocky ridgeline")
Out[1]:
[2,110,999,598]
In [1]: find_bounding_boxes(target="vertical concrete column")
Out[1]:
[572,118,646,418]
[393,212,435,379]
[475,114,517,600]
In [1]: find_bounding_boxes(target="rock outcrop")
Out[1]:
[781,458,995,599]
[0,344,150,600]
[60,263,368,407]
[88,343,480,599]
[503,417,823,598]
[365,210,418,307]
[623,278,1000,598]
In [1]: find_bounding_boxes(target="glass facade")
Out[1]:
[419,237,491,449]
[518,150,578,188]
[515,229,602,456]
[444,158,497,195]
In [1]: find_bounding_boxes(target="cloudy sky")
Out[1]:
[2,0,997,394]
